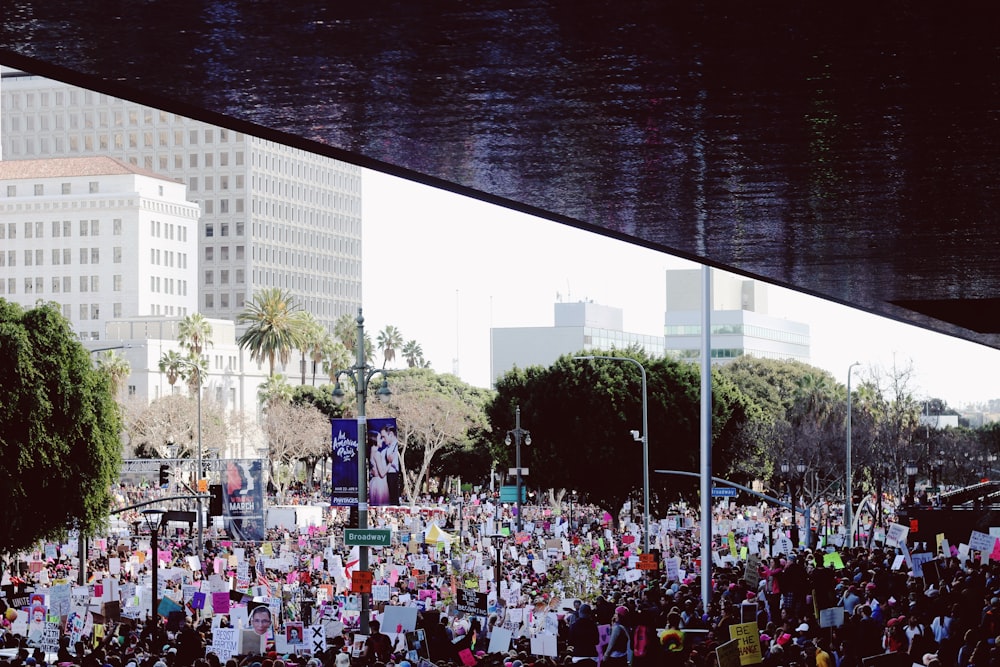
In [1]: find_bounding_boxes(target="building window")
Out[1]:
[113,303,122,318]
[79,304,88,320]
[6,186,15,197]
[91,248,100,263]
[205,270,214,285]
[61,182,71,194]
[205,224,214,238]
[80,248,88,264]
[80,276,88,292]
[113,275,122,291]
[205,294,214,308]
[80,220,88,236]
[34,184,44,196]
[89,181,99,193]
[220,270,229,284]
[114,247,122,263]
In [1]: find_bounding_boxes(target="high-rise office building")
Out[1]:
[491,300,665,384]
[0,67,362,331]
[664,268,810,364]
[0,156,199,340]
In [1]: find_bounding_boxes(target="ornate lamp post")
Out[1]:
[141,508,166,622]
[331,308,391,634]
[504,407,531,533]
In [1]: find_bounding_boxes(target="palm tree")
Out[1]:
[96,351,131,396]
[159,350,187,388]
[236,288,304,376]
[323,339,352,383]
[178,313,213,356]
[295,312,326,385]
[333,312,357,352]
[402,339,425,368]
[377,325,404,368]
[181,354,210,394]
[258,373,293,409]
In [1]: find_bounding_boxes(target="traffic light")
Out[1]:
[158,464,170,487]
[209,484,223,516]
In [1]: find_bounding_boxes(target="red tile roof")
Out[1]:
[0,156,177,182]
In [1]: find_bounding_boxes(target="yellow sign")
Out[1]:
[728,621,762,665]
[198,478,208,493]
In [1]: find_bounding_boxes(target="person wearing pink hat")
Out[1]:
[602,607,630,667]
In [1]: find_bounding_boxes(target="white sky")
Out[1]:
[361,169,1000,409]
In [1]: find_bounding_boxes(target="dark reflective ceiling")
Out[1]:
[4,2,1000,347]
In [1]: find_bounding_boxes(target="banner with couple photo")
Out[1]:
[331,417,400,507]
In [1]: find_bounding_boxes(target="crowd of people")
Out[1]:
[1,482,999,667]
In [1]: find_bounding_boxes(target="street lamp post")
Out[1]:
[331,308,391,635]
[489,533,505,607]
[573,355,649,553]
[172,356,205,556]
[141,508,166,622]
[504,407,531,533]
[781,461,806,547]
[905,461,919,504]
[845,361,861,547]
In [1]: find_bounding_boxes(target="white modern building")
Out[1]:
[0,156,199,339]
[663,269,810,364]
[0,66,362,331]
[490,300,665,383]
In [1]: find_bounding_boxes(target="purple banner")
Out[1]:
[331,419,359,506]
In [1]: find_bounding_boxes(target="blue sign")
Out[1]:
[499,485,527,502]
[711,486,738,497]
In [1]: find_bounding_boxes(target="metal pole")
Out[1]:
[515,406,523,533]
[639,364,649,553]
[846,362,860,548]
[571,355,649,552]
[789,478,797,548]
[196,373,204,556]
[355,308,371,635]
[151,527,158,623]
[700,265,713,613]
[77,533,87,586]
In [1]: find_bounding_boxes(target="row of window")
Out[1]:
[665,322,811,347]
[150,219,188,241]
[0,275,113,295]
[203,221,245,240]
[150,248,189,269]
[203,293,245,310]
[5,182,101,197]
[149,276,190,296]
[0,218,121,239]
[187,173,244,192]
[204,269,244,285]
[204,246,245,262]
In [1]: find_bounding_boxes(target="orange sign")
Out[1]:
[351,570,373,593]
[637,553,658,571]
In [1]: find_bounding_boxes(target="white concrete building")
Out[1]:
[0,67,362,331]
[0,156,199,339]
[490,300,665,384]
[664,269,811,364]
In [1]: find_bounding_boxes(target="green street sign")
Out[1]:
[344,528,391,547]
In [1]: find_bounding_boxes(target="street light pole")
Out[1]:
[141,509,166,623]
[331,308,390,635]
[175,357,205,556]
[845,361,860,547]
[504,407,531,533]
[573,355,649,552]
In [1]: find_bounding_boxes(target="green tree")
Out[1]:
[376,325,404,369]
[95,350,131,397]
[292,312,326,385]
[485,350,756,524]
[178,313,213,357]
[258,373,294,409]
[158,350,187,388]
[237,288,304,376]
[0,300,122,554]
[402,339,427,368]
[367,368,493,502]
[333,313,357,352]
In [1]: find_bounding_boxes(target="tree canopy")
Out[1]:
[0,300,122,553]
[485,350,758,522]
